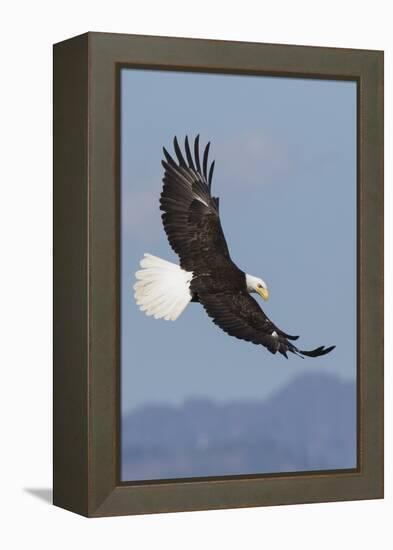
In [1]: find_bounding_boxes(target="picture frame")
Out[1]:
[53,32,383,517]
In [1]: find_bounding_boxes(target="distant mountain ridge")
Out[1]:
[121,372,357,481]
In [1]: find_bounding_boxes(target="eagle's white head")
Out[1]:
[245,273,269,301]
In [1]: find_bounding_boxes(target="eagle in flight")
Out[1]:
[134,136,335,359]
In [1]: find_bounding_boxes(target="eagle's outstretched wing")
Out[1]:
[160,135,335,358]
[198,291,335,358]
[160,136,233,275]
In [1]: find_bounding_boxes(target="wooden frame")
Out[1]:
[53,32,383,517]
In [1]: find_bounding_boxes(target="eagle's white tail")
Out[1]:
[134,253,193,321]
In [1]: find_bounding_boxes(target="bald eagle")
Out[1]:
[134,136,335,359]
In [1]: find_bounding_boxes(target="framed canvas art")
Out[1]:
[53,32,383,517]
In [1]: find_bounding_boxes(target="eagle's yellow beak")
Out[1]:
[257,287,269,301]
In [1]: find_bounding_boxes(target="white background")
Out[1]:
[0,1,390,548]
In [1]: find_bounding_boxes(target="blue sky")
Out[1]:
[120,68,357,414]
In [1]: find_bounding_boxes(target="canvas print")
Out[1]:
[120,69,357,481]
